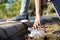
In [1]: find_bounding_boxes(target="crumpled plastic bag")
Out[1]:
[28,28,44,37]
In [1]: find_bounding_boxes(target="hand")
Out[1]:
[32,17,42,29]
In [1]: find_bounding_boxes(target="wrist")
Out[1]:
[36,16,40,19]
[36,15,40,17]
[35,12,41,18]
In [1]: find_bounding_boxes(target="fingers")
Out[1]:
[32,21,41,29]
[33,22,37,29]
[38,21,40,26]
[32,23,37,29]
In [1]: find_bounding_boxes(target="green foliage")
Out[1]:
[29,0,35,10]
[0,0,21,19]
[0,0,56,19]
[0,4,5,10]
[51,8,55,13]
[0,0,7,3]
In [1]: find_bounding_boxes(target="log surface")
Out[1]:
[0,22,28,40]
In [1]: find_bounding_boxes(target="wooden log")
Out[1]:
[0,22,28,40]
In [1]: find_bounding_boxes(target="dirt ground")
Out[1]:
[26,20,60,40]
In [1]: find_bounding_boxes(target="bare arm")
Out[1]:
[35,0,41,17]
[33,0,41,29]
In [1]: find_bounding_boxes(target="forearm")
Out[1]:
[35,0,41,17]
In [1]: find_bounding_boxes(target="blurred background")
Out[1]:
[0,0,57,19]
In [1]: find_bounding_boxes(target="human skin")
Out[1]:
[33,0,41,29]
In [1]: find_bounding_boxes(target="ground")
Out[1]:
[26,16,60,40]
